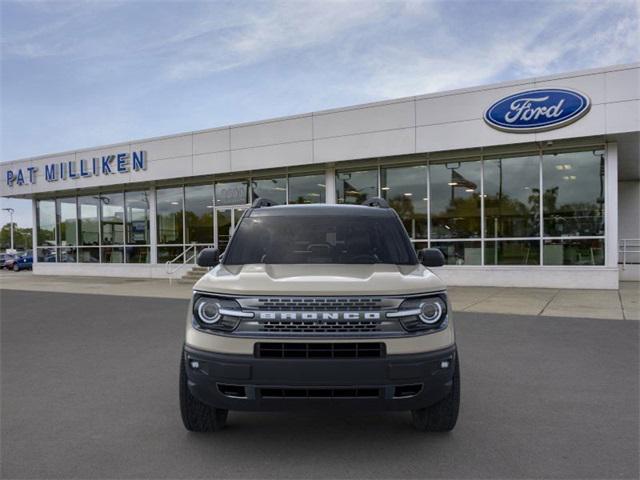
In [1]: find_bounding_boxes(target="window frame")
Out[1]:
[334,145,606,267]
[32,144,606,268]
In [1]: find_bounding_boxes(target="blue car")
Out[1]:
[13,252,33,271]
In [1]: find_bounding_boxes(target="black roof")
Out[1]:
[248,203,395,217]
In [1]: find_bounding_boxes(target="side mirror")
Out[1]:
[418,248,445,267]
[197,248,220,267]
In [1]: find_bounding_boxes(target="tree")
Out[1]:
[0,223,32,251]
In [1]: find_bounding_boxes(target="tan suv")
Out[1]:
[180,198,460,432]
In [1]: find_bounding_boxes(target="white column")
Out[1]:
[325,164,336,204]
[31,199,37,264]
[149,186,158,264]
[605,142,618,270]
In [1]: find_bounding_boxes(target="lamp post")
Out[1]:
[2,207,15,251]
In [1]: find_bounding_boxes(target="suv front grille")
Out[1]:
[232,296,406,337]
[256,342,385,359]
[239,297,397,311]
[259,319,381,334]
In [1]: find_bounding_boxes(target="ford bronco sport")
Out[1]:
[180,198,460,432]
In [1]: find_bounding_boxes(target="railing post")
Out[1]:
[622,239,626,269]
[165,243,203,286]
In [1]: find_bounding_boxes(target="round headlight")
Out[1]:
[197,300,221,324]
[419,300,443,324]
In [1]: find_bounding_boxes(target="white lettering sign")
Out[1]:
[504,97,565,124]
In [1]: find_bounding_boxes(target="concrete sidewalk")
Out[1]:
[1,270,638,320]
[448,284,639,320]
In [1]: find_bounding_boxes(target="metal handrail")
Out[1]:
[166,243,198,282]
[619,238,640,269]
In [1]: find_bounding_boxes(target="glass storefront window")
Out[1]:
[381,165,428,239]
[336,169,378,204]
[56,198,77,246]
[77,247,99,263]
[156,187,183,244]
[252,177,287,204]
[185,184,214,244]
[215,180,248,206]
[484,155,540,238]
[543,238,604,265]
[216,209,232,252]
[542,150,605,237]
[413,241,428,250]
[101,246,124,263]
[126,246,150,264]
[58,246,76,263]
[100,193,124,245]
[288,173,325,204]
[125,191,150,245]
[430,160,481,239]
[28,148,608,268]
[37,246,56,262]
[485,240,540,265]
[431,241,482,265]
[77,196,100,246]
[157,246,183,264]
[36,200,56,246]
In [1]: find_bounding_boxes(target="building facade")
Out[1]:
[2,63,639,289]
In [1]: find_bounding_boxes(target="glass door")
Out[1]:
[233,207,247,227]
[215,206,248,252]
[216,209,232,252]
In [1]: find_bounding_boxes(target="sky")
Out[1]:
[1,0,639,228]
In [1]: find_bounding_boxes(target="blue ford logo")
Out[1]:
[484,88,591,133]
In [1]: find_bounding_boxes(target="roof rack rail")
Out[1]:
[361,197,389,208]
[252,198,279,208]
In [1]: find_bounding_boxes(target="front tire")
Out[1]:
[179,353,228,432]
[13,264,19,272]
[411,354,460,432]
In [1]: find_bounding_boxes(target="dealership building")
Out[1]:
[1,63,638,289]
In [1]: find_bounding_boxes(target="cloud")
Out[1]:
[163,1,403,80]
[2,1,415,81]
[157,0,639,97]
[350,0,639,99]
[1,0,638,162]
[4,0,636,92]
[1,0,125,58]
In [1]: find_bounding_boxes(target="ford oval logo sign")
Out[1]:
[484,88,591,133]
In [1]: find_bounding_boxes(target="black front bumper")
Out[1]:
[183,344,457,411]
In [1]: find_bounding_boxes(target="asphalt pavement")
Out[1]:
[1,289,638,479]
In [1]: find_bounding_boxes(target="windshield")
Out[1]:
[223,213,417,265]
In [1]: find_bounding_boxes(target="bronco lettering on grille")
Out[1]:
[257,312,381,321]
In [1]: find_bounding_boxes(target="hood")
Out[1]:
[193,264,445,296]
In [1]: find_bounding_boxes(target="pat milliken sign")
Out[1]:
[484,88,591,133]
[5,151,147,187]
